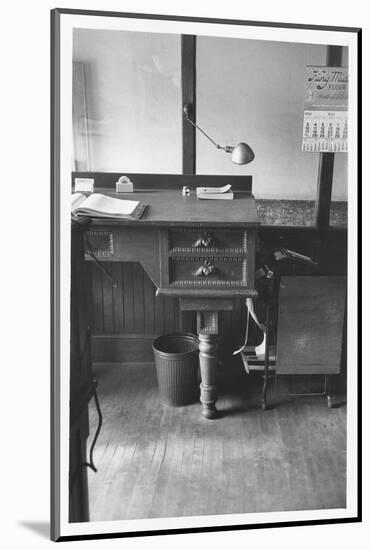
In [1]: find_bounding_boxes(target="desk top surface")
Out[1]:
[89,189,259,227]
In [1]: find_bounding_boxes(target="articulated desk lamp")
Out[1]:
[183,104,255,165]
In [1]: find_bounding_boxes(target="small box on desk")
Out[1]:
[116,176,134,193]
[74,178,94,193]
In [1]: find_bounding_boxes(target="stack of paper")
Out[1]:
[196,184,234,200]
[71,192,147,220]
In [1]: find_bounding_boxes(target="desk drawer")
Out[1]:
[169,227,247,253]
[169,256,247,286]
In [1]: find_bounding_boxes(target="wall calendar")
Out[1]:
[301,110,348,152]
[302,66,348,153]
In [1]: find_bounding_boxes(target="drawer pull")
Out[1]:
[194,260,217,277]
[193,233,213,248]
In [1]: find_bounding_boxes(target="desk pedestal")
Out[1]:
[180,302,233,419]
[199,331,219,419]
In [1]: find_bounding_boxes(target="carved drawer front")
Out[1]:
[169,256,247,286]
[169,227,247,254]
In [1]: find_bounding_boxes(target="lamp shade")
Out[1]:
[231,142,255,165]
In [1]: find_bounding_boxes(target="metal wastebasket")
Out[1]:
[152,333,199,406]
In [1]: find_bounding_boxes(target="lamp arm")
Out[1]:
[183,106,227,151]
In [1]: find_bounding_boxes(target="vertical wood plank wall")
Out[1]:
[90,262,245,364]
[91,263,180,335]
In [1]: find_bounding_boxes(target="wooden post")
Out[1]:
[314,45,343,231]
[181,35,196,175]
[180,35,197,332]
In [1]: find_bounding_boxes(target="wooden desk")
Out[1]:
[77,178,259,419]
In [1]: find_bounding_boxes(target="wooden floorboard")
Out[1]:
[86,364,347,521]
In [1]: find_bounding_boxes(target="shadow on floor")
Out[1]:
[18,521,49,539]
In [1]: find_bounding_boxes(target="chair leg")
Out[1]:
[325,375,337,408]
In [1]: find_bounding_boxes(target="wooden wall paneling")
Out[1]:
[318,228,348,274]
[174,299,181,332]
[122,263,135,333]
[90,264,103,333]
[179,309,196,333]
[257,226,322,268]
[164,297,172,334]
[218,299,244,349]
[164,296,180,334]
[143,269,156,334]
[232,298,244,341]
[154,292,166,335]
[101,262,114,333]
[92,335,156,364]
[111,262,124,333]
[133,263,145,333]
[86,260,94,335]
[219,311,229,341]
[257,226,347,275]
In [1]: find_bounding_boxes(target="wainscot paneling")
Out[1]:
[90,262,180,336]
[90,261,245,364]
[91,334,157,364]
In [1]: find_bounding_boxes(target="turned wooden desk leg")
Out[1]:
[197,312,219,419]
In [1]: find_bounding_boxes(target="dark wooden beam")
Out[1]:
[314,46,344,231]
[315,152,335,230]
[181,35,196,175]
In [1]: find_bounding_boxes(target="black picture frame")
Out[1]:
[51,7,361,542]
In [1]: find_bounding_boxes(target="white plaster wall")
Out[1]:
[196,36,348,200]
[73,29,182,173]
